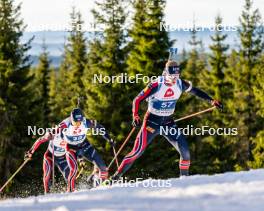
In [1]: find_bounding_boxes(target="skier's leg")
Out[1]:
[164,124,191,176]
[55,156,70,183]
[87,166,100,187]
[116,121,158,177]
[65,148,78,192]
[81,142,108,180]
[43,151,52,194]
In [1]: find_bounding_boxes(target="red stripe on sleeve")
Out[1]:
[31,137,50,153]
[132,82,159,116]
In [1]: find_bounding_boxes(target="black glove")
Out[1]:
[132,114,141,128]
[211,100,223,111]
[109,139,115,147]
[24,150,33,160]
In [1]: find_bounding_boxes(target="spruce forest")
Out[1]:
[0,0,263,197]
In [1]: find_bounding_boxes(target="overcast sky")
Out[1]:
[17,0,264,31]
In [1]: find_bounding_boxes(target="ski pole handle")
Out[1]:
[108,127,136,169]
[0,158,30,193]
[174,106,216,122]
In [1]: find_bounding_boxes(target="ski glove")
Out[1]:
[132,114,141,128]
[79,159,86,168]
[24,150,33,160]
[211,100,223,111]
[109,139,116,147]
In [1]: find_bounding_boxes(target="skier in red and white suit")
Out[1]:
[113,60,223,179]
[25,132,69,194]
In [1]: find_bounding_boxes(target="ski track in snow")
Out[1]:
[1,169,264,211]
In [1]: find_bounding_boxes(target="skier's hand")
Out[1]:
[132,114,141,128]
[79,159,86,168]
[24,150,33,160]
[211,100,223,111]
[109,139,116,147]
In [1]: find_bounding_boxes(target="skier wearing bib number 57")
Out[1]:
[112,58,223,180]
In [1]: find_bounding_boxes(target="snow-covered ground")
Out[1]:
[1,169,264,211]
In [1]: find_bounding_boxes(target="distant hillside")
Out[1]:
[24,29,239,67]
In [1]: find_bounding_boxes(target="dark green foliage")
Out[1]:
[127,0,172,77]
[32,42,52,128]
[55,8,88,120]
[199,14,233,173]
[0,0,264,198]
[178,21,209,175]
[248,55,264,168]
[83,0,128,163]
[225,0,264,170]
[0,0,34,191]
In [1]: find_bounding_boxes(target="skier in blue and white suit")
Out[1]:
[58,108,114,192]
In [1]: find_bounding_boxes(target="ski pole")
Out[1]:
[112,146,120,168]
[108,127,136,169]
[76,159,86,180]
[175,106,216,122]
[52,138,55,187]
[0,158,30,192]
[76,167,84,179]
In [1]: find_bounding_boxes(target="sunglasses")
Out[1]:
[167,66,180,74]
[72,120,81,126]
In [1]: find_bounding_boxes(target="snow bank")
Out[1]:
[1,169,264,211]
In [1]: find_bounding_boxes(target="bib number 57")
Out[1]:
[160,101,174,108]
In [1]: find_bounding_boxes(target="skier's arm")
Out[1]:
[29,133,52,153]
[132,82,159,116]
[182,80,223,109]
[56,119,69,133]
[25,133,52,160]
[182,80,213,102]
[86,119,114,146]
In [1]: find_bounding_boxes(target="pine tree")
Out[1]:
[198,15,234,173]
[83,0,128,156]
[225,0,263,169]
[52,50,70,122]
[127,0,172,77]
[238,0,263,141]
[0,0,34,190]
[64,8,87,111]
[53,8,88,120]
[32,42,52,128]
[239,0,263,69]
[179,21,209,174]
[182,21,204,88]
[48,68,58,124]
[248,55,264,168]
[125,0,173,126]
[20,43,55,192]
[208,15,229,100]
[179,47,188,70]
